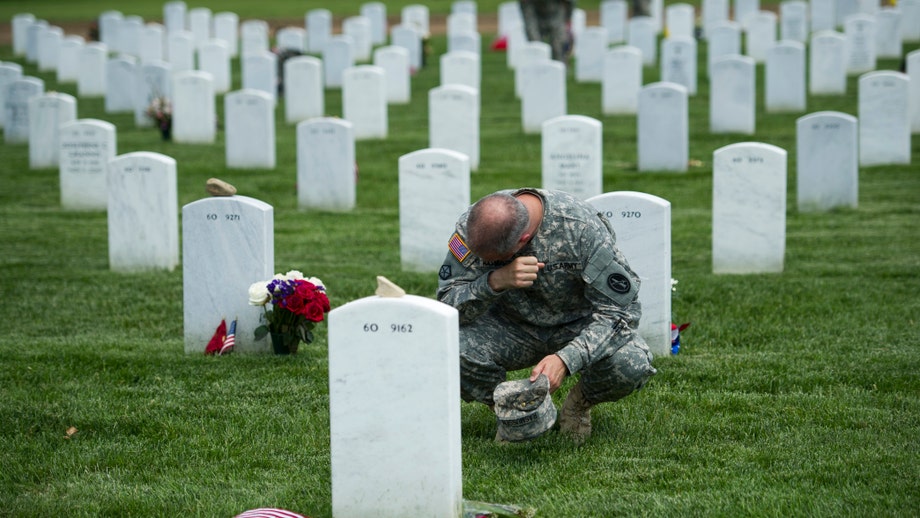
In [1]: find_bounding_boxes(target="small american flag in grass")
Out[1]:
[219,319,236,355]
[234,508,307,518]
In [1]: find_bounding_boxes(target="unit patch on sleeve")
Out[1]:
[448,232,471,262]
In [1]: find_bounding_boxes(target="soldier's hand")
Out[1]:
[487,256,545,292]
[530,354,568,393]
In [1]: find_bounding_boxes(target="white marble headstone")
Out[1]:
[661,37,697,95]
[374,46,411,104]
[707,21,741,69]
[343,16,373,62]
[0,63,23,129]
[284,56,325,124]
[328,294,461,518]
[139,23,165,64]
[666,3,695,39]
[392,25,423,73]
[59,119,116,211]
[296,118,357,212]
[225,89,275,169]
[909,50,920,134]
[188,7,212,50]
[810,31,847,95]
[57,36,85,83]
[498,1,523,37]
[440,50,480,91]
[735,0,760,27]
[163,1,186,34]
[107,152,179,272]
[587,191,671,356]
[4,76,44,144]
[172,70,216,144]
[361,2,388,45]
[796,111,859,211]
[240,20,269,56]
[520,60,567,134]
[447,12,477,38]
[765,41,806,112]
[167,31,195,72]
[306,9,333,54]
[745,11,777,62]
[575,27,608,83]
[77,43,107,97]
[241,51,277,104]
[712,142,787,274]
[858,71,910,166]
[448,32,482,55]
[398,148,471,272]
[602,46,642,115]
[901,0,920,42]
[780,0,809,42]
[627,16,657,66]
[198,40,231,94]
[213,12,239,57]
[429,84,480,171]
[105,56,138,113]
[810,0,837,32]
[324,36,355,89]
[542,115,603,200]
[12,13,36,56]
[119,16,144,58]
[515,42,552,97]
[845,14,876,74]
[402,4,431,38]
[276,27,306,53]
[601,0,627,43]
[702,0,730,38]
[638,82,688,172]
[505,23,527,69]
[29,92,76,169]
[343,65,388,140]
[875,8,902,59]
[37,25,62,73]
[182,195,274,353]
[25,20,49,64]
[710,55,756,134]
[98,11,122,50]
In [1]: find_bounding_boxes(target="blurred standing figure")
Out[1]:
[519,0,574,62]
[632,0,651,16]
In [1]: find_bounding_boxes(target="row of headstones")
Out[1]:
[10,0,472,66]
[574,15,914,94]
[594,0,920,45]
[13,57,914,210]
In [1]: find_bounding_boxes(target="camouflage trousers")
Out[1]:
[459,308,656,407]
[519,0,574,61]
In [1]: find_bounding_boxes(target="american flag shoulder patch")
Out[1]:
[448,233,471,262]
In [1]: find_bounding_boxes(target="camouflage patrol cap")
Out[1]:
[493,374,557,442]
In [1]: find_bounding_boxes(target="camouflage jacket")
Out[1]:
[436,188,642,374]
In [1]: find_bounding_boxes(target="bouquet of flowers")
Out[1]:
[248,270,330,354]
[145,96,172,133]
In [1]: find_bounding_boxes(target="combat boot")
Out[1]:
[559,379,592,444]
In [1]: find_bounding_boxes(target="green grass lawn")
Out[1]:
[1,3,919,516]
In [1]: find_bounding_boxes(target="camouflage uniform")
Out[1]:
[437,188,656,407]
[519,0,574,62]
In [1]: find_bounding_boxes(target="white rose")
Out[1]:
[248,281,270,306]
[307,277,325,290]
[285,270,304,280]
